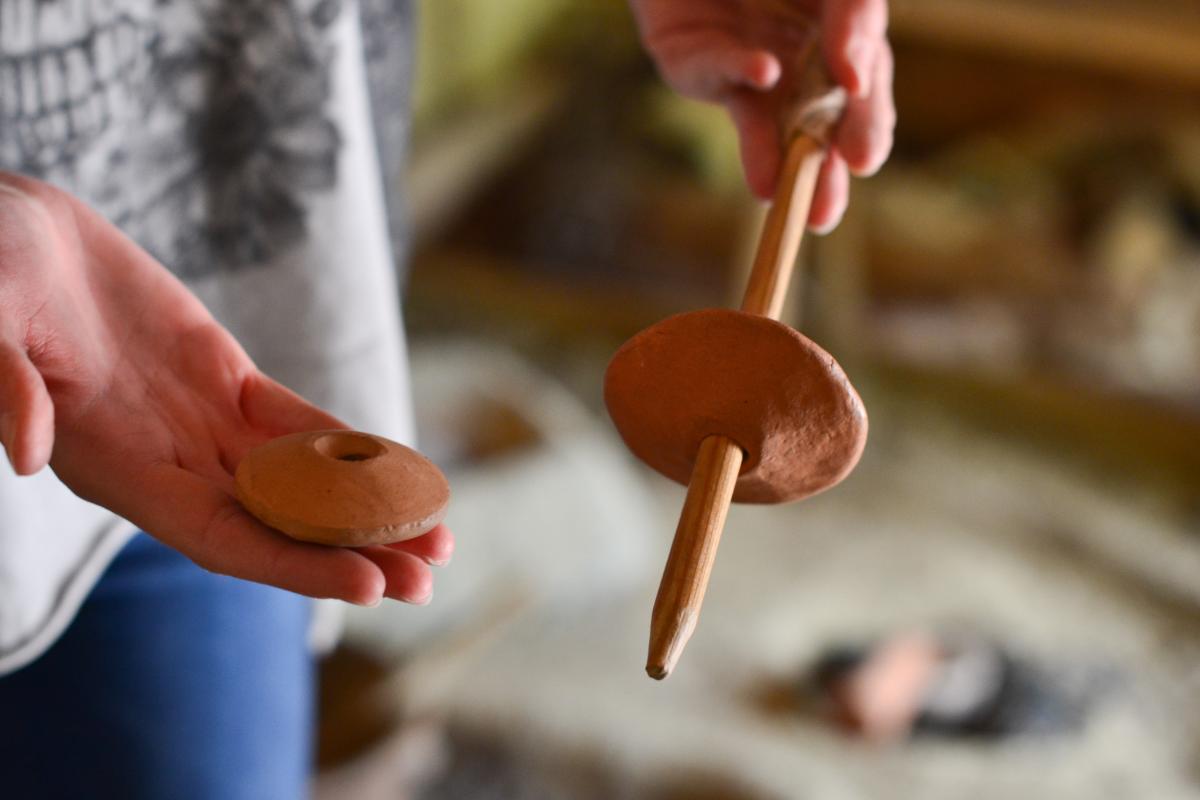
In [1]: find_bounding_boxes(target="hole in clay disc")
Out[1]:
[313,433,386,463]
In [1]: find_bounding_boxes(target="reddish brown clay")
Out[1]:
[604,308,867,504]
[235,430,450,547]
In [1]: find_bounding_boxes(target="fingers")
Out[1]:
[729,93,855,231]
[0,339,54,475]
[389,523,455,568]
[135,466,387,606]
[239,371,348,438]
[360,524,454,604]
[822,0,889,98]
[716,47,782,93]
[809,149,850,234]
[728,92,783,200]
[654,31,782,100]
[836,41,895,177]
[358,546,434,605]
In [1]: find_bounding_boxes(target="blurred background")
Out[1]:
[317,1,1200,797]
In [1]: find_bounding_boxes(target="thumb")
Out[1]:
[656,35,781,100]
[0,339,55,475]
[239,371,348,438]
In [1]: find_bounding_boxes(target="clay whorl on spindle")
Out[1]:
[604,309,867,504]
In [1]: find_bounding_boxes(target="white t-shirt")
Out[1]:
[0,0,416,673]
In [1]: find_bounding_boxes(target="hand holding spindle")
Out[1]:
[605,48,867,679]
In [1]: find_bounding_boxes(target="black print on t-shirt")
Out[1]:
[0,0,346,279]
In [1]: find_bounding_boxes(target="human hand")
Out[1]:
[0,174,451,607]
[629,0,895,232]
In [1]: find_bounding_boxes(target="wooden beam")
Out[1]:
[891,0,1200,88]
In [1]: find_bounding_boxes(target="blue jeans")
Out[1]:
[0,533,314,800]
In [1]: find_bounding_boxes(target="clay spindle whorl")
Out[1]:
[604,308,867,504]
[235,430,450,547]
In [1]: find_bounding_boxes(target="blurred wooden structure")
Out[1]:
[891,0,1200,89]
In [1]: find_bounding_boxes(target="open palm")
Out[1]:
[0,175,450,607]
[630,0,894,230]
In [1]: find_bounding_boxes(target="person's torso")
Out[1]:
[0,0,417,674]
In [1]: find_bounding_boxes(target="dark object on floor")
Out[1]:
[809,631,1110,741]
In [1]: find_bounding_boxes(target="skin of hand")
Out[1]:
[0,173,452,607]
[628,0,895,232]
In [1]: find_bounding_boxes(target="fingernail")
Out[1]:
[354,594,383,608]
[424,555,450,567]
[410,589,433,606]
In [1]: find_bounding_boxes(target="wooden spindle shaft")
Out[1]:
[741,134,825,317]
[646,435,743,679]
[646,134,826,680]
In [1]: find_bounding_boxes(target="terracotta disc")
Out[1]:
[235,430,450,547]
[604,309,867,504]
